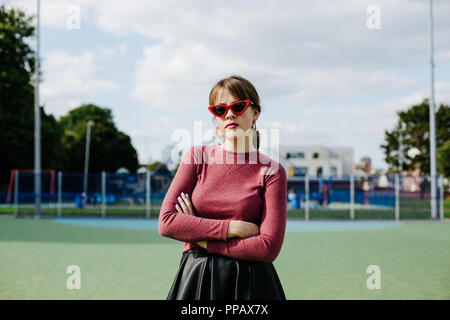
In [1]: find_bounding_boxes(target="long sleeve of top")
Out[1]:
[158,145,230,242]
[158,144,287,262]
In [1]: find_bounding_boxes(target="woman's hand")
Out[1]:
[227,220,260,239]
[195,241,207,249]
[175,192,195,216]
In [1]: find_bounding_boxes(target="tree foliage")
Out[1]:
[1,5,38,187]
[437,140,450,178]
[59,104,139,173]
[380,99,450,176]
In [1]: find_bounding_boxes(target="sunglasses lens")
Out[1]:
[232,102,247,113]
[212,106,227,116]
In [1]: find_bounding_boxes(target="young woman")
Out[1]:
[159,75,287,300]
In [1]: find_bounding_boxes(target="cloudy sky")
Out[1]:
[5,0,450,170]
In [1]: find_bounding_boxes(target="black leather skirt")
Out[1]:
[167,247,286,300]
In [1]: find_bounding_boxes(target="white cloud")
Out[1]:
[96,43,128,59]
[117,43,127,55]
[131,41,251,109]
[10,0,450,111]
[300,81,450,120]
[131,42,420,110]
[96,45,116,59]
[7,0,450,171]
[40,49,118,117]
[6,0,97,30]
[85,0,450,67]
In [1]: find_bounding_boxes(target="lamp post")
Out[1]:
[34,0,41,218]
[398,122,406,174]
[429,0,438,219]
[398,122,406,197]
[83,120,94,206]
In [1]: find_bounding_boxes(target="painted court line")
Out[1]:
[53,218,404,232]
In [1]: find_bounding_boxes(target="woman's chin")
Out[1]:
[224,135,239,141]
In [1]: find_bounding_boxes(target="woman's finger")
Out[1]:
[177,195,189,214]
[175,204,183,213]
[181,193,194,215]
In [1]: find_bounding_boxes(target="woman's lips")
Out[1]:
[226,123,238,129]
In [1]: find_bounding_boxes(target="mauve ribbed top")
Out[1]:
[158,144,287,262]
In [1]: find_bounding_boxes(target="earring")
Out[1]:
[216,126,223,139]
[252,122,259,149]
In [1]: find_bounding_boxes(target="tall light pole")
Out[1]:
[429,0,438,219]
[83,120,94,206]
[398,121,406,195]
[34,0,41,218]
[398,122,405,174]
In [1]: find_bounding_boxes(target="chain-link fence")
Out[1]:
[285,174,446,220]
[4,171,173,218]
[1,172,447,220]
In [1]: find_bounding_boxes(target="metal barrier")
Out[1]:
[285,174,445,220]
[1,172,446,220]
[5,171,172,218]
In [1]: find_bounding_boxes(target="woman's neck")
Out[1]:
[220,137,258,153]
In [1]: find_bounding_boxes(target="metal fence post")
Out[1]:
[305,175,309,221]
[101,171,106,218]
[14,171,19,217]
[146,169,151,219]
[395,174,400,221]
[57,171,62,217]
[439,174,444,221]
[350,174,355,220]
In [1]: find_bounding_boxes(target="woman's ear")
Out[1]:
[253,109,260,122]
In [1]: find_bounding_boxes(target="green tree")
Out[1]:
[380,99,450,176]
[59,104,139,173]
[144,161,170,174]
[437,140,450,178]
[41,108,65,171]
[0,5,35,188]
[0,5,64,188]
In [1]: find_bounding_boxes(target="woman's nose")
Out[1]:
[225,108,236,119]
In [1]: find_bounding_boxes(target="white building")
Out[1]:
[279,146,354,178]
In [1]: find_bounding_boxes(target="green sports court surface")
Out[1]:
[0,216,449,299]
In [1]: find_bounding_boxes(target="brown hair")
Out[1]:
[209,75,261,150]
